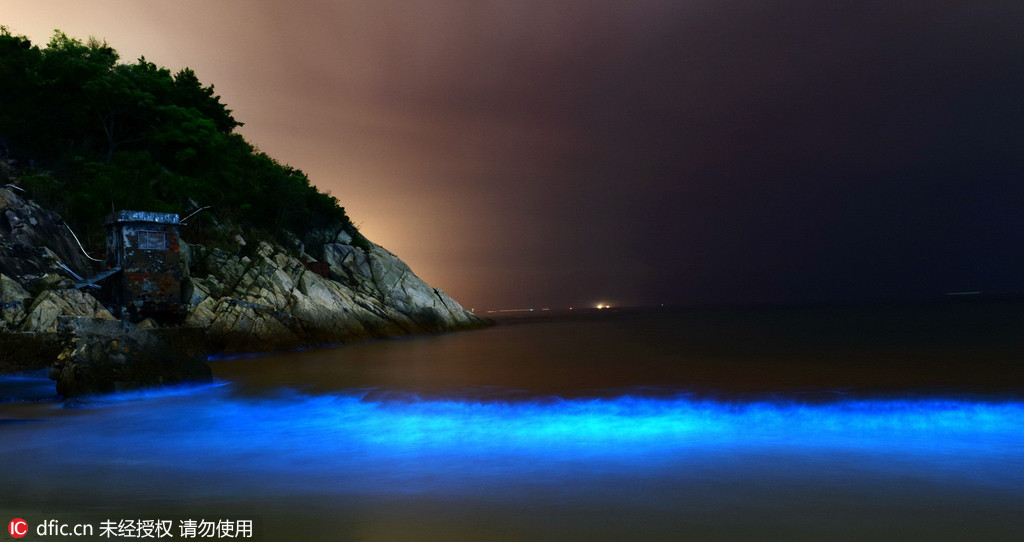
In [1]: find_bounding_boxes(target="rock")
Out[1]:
[183,238,489,353]
[0,273,30,300]
[51,317,211,397]
[0,187,94,280]
[26,272,70,292]
[21,289,115,333]
[361,243,484,331]
[0,273,30,331]
[322,243,371,287]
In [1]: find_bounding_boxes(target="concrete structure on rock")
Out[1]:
[103,210,186,322]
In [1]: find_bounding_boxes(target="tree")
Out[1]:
[0,29,350,252]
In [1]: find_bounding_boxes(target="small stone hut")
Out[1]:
[103,210,185,321]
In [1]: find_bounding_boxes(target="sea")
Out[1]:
[1,299,1023,541]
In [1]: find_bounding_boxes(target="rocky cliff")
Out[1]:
[183,233,487,353]
[0,185,489,393]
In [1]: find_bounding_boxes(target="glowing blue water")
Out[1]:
[4,383,1022,505]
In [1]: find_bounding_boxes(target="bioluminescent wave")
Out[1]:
[3,385,1022,501]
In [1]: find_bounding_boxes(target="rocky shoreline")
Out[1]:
[0,186,490,396]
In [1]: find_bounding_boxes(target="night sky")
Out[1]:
[5,1,1024,310]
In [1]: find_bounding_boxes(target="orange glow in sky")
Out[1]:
[5,1,1024,309]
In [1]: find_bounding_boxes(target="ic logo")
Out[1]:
[8,518,28,538]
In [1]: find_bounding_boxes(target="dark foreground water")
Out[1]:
[2,301,1024,541]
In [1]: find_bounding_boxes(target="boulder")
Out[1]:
[50,317,211,397]
[0,273,30,331]
[21,289,115,333]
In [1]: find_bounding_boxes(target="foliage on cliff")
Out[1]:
[0,28,350,251]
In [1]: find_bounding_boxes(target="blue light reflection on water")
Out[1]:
[3,383,1023,501]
